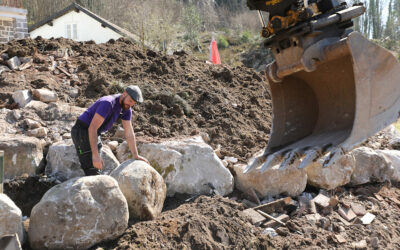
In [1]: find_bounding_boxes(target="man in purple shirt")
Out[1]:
[71,85,148,176]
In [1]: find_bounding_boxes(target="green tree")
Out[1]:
[182,2,202,49]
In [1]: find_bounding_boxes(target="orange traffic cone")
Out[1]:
[210,39,221,65]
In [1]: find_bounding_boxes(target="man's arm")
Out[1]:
[89,113,105,170]
[122,119,148,163]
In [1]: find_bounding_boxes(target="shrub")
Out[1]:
[240,30,252,43]
[217,35,229,49]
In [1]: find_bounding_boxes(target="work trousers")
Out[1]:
[71,120,102,176]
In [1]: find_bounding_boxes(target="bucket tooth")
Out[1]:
[243,149,270,173]
[243,155,263,173]
[279,149,302,170]
[298,148,322,169]
[322,147,345,167]
[260,152,283,172]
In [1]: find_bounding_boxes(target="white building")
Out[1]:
[29,3,138,44]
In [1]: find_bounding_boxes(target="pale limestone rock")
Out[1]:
[306,153,355,190]
[0,109,17,135]
[349,147,394,185]
[110,160,166,220]
[0,135,43,179]
[116,141,131,162]
[28,102,84,122]
[383,125,400,141]
[101,145,121,175]
[26,127,48,138]
[28,176,129,250]
[107,141,119,151]
[0,65,10,74]
[233,163,307,197]
[45,140,120,180]
[116,136,234,196]
[114,125,125,139]
[62,133,71,139]
[376,149,400,182]
[7,56,21,70]
[0,194,23,243]
[32,88,58,103]
[24,118,41,129]
[24,100,48,110]
[68,88,79,98]
[45,140,82,180]
[12,90,31,108]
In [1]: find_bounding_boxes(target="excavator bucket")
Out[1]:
[245,32,400,172]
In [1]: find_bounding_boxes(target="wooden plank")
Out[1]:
[256,210,286,226]
[253,197,292,214]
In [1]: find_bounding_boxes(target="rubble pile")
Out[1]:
[0,37,400,249]
[0,37,271,161]
[231,182,400,249]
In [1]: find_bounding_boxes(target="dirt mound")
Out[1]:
[0,37,272,161]
[94,195,271,249]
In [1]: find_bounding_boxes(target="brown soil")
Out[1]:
[2,38,400,250]
[4,176,58,216]
[0,37,272,161]
[94,195,271,250]
[6,176,400,250]
[267,182,400,249]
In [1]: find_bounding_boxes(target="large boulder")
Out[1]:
[117,136,234,196]
[101,145,121,175]
[376,149,400,182]
[233,163,307,197]
[0,109,18,135]
[45,140,82,180]
[0,135,43,179]
[349,147,394,185]
[46,140,120,181]
[110,160,166,220]
[28,176,129,250]
[306,153,355,190]
[34,102,85,122]
[0,194,23,243]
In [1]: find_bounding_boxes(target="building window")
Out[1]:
[65,24,78,39]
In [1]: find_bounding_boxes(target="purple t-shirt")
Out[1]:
[78,94,132,134]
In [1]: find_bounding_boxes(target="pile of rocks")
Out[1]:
[1,160,167,249]
[239,190,383,248]
[232,125,400,198]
